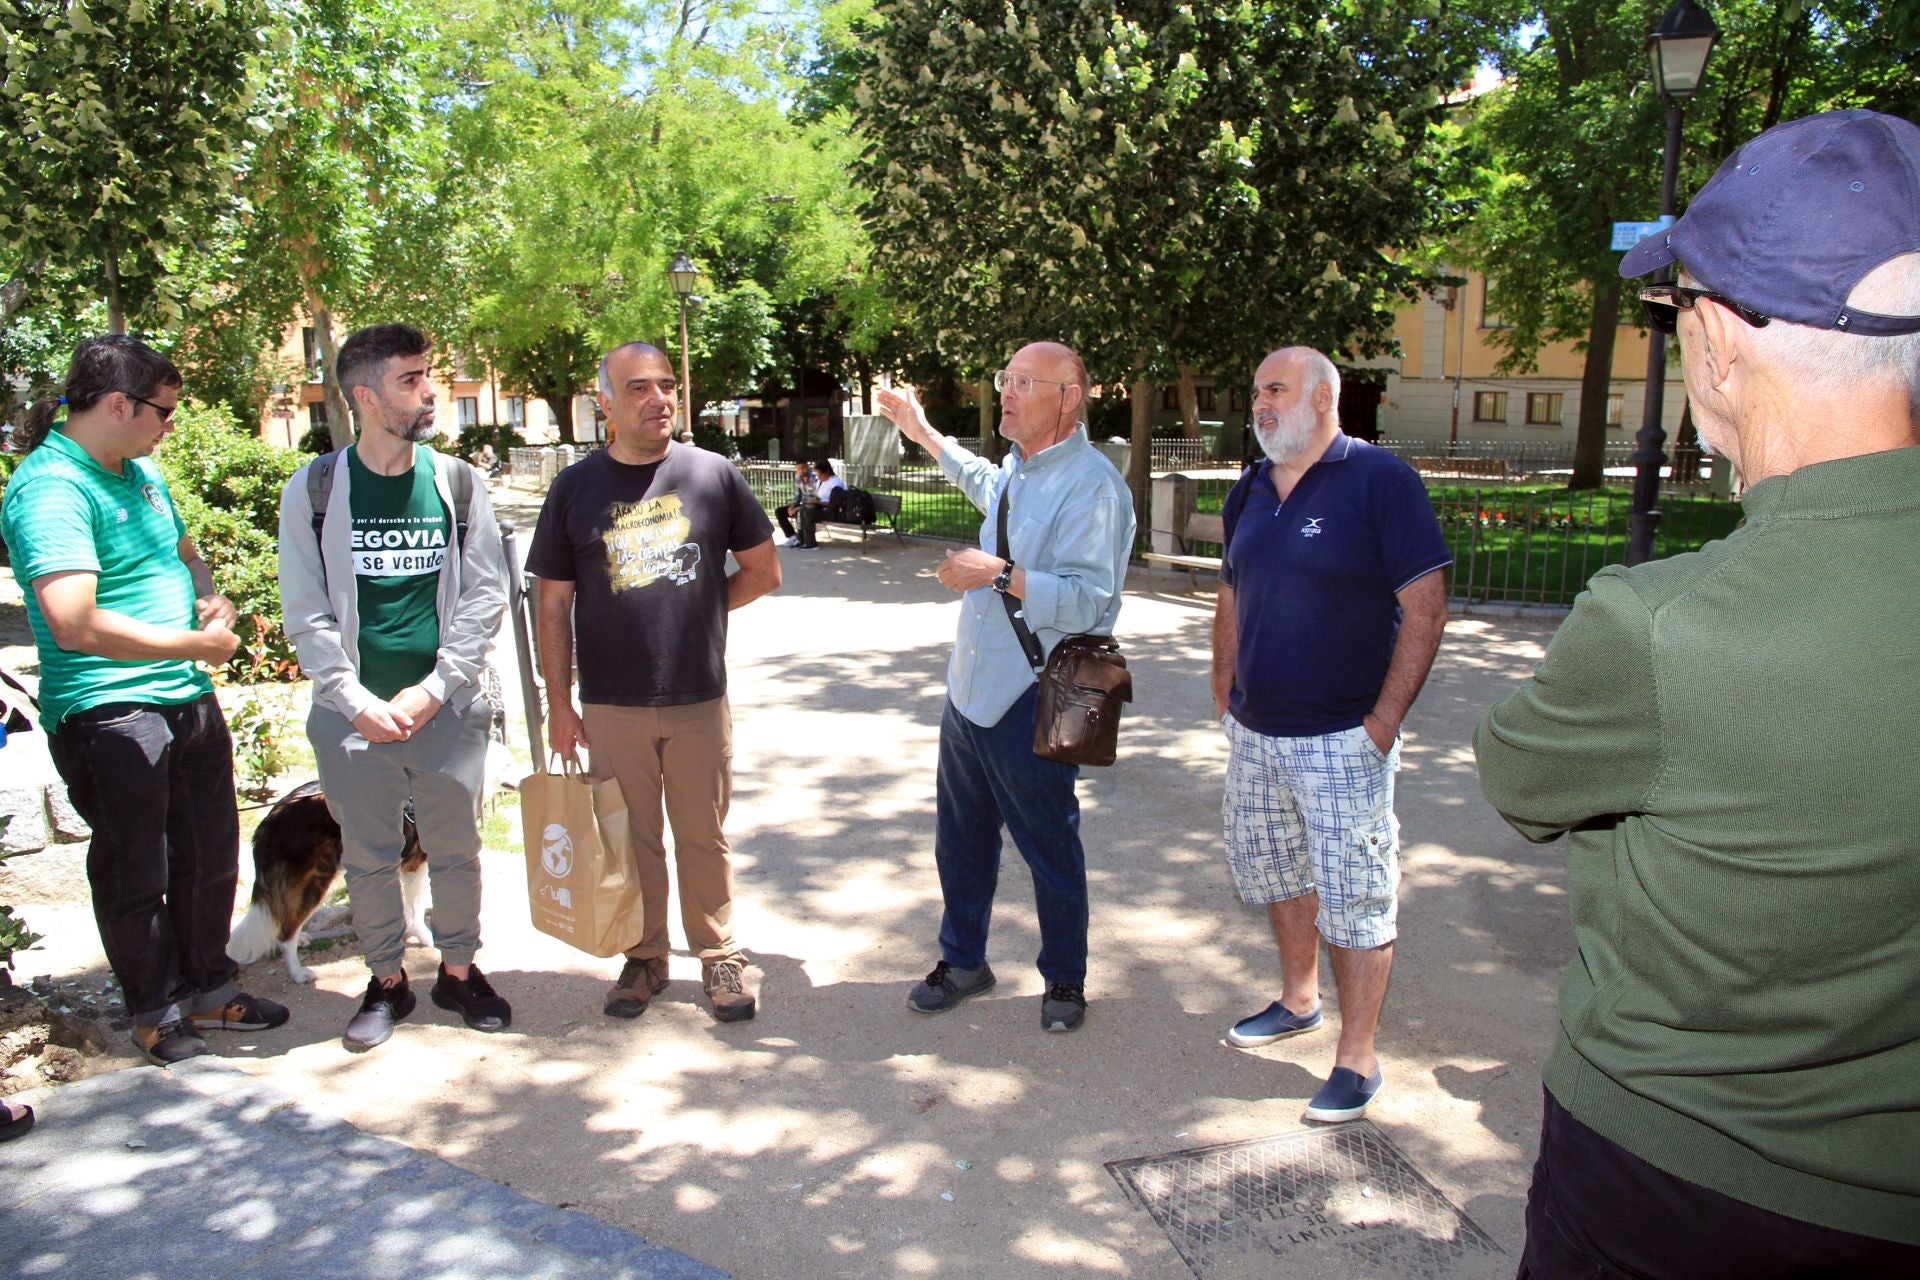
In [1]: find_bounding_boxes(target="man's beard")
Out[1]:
[399,410,438,442]
[1255,397,1316,465]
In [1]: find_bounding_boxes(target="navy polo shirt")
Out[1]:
[1222,434,1451,737]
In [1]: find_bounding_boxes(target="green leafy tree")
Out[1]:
[853,0,1512,516]
[219,0,463,448]
[1462,1,1917,490]
[451,0,869,441]
[0,0,270,331]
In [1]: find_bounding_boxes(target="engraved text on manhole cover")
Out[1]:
[1106,1122,1503,1279]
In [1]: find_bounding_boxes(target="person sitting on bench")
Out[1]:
[793,459,847,550]
[776,459,816,547]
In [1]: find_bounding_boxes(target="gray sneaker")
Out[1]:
[1041,982,1086,1033]
[908,960,995,1013]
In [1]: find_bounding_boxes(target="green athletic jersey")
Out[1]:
[0,428,211,726]
[346,446,449,700]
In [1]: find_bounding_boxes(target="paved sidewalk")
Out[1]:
[2,479,1573,1278]
[0,1058,724,1280]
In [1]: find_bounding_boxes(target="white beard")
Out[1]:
[1255,397,1317,465]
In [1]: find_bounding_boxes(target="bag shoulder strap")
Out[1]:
[313,447,473,550]
[438,449,474,550]
[307,448,345,543]
[995,478,1046,672]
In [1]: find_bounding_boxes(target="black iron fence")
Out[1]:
[508,455,1741,610]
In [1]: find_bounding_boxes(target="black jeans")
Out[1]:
[48,694,241,1025]
[1519,1088,1920,1279]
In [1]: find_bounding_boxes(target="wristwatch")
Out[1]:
[991,558,1015,593]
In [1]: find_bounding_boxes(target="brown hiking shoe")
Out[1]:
[702,956,756,1023]
[604,956,670,1019]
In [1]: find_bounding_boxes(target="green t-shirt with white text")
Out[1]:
[347,446,449,700]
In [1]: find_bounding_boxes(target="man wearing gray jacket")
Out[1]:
[278,323,511,1051]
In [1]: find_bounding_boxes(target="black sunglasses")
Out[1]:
[124,392,178,423]
[1638,284,1772,336]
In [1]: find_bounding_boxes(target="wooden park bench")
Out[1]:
[1142,510,1224,582]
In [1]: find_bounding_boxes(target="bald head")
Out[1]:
[996,341,1087,456]
[597,342,671,398]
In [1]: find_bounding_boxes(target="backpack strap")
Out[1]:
[311,447,473,549]
[307,447,345,543]
[441,450,473,550]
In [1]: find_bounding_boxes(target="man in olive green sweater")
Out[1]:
[1477,110,1920,1277]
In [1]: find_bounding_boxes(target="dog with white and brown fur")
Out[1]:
[226,781,430,985]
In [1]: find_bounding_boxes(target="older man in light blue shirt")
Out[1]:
[877,341,1135,1033]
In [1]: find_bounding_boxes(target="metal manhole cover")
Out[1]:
[1107,1122,1504,1280]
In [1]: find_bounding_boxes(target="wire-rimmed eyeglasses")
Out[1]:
[992,369,1077,397]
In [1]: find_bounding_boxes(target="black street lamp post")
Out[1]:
[1627,0,1720,566]
[667,251,699,440]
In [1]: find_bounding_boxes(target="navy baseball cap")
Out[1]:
[1620,109,1920,336]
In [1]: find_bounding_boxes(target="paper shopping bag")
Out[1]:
[519,763,645,957]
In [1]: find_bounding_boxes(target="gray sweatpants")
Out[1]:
[308,695,489,975]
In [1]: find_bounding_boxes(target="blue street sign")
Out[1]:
[1611,217,1675,251]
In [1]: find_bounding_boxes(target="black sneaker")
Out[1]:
[431,963,512,1031]
[344,973,416,1052]
[192,992,291,1033]
[908,960,996,1014]
[131,1018,210,1066]
[1041,983,1087,1033]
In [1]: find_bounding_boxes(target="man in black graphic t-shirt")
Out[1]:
[527,342,778,1025]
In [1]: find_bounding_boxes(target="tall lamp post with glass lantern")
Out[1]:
[667,252,699,440]
[1626,0,1719,566]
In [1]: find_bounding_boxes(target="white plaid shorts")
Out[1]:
[1222,712,1402,949]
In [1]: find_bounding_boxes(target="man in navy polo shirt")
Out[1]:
[1211,345,1450,1122]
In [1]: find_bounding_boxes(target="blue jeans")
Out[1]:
[47,694,241,1025]
[934,685,1088,986]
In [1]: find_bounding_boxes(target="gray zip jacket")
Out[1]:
[277,447,509,721]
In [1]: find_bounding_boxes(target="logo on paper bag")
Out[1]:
[541,885,573,909]
[541,824,574,878]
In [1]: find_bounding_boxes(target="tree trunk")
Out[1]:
[1176,365,1201,437]
[104,258,125,335]
[857,358,873,415]
[543,392,576,445]
[308,295,354,450]
[1128,374,1153,543]
[978,375,1000,461]
[0,259,42,326]
[1569,278,1622,490]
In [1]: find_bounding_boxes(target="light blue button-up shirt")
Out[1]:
[938,427,1136,727]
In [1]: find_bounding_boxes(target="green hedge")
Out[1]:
[155,405,310,680]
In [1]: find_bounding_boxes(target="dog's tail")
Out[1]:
[226,896,279,965]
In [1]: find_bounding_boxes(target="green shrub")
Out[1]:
[156,404,307,680]
[0,822,44,977]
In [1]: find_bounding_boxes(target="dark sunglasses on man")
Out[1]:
[1638,284,1773,336]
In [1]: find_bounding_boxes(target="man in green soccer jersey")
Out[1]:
[1,335,289,1067]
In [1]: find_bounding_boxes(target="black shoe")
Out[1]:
[192,991,291,1032]
[1041,983,1087,1033]
[344,973,416,1052]
[131,1018,210,1066]
[431,963,511,1031]
[908,960,996,1013]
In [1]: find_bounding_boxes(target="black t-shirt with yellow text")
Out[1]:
[525,445,772,706]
